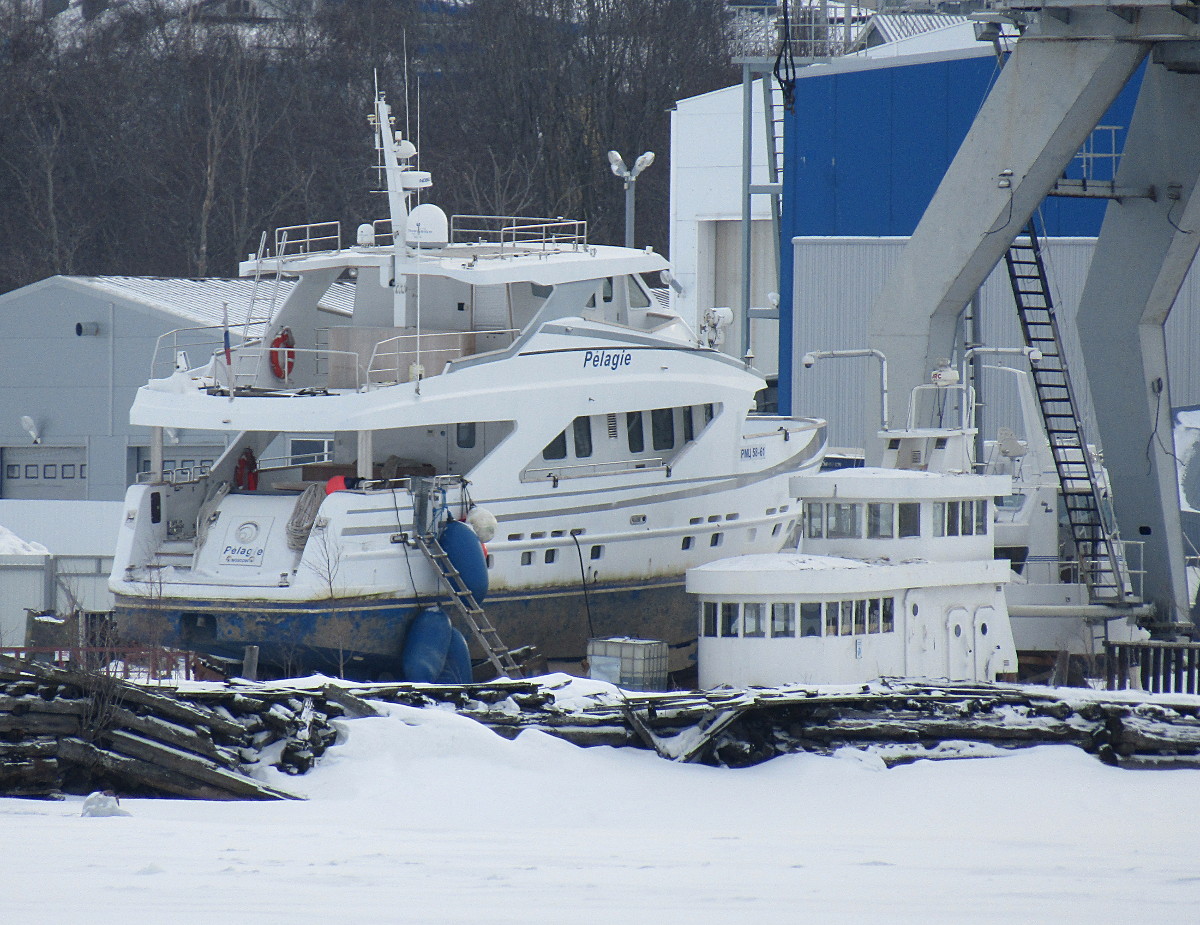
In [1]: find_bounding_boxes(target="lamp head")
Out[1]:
[607,150,627,177]
[632,151,656,176]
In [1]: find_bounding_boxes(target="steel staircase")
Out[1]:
[417,534,526,678]
[1003,221,1131,605]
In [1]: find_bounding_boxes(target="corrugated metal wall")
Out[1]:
[792,236,1200,452]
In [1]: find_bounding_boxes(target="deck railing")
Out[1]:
[1106,640,1200,694]
[450,214,587,251]
[273,221,341,257]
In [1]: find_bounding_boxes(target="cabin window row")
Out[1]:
[933,499,988,537]
[6,464,89,480]
[804,501,919,540]
[701,598,896,639]
[541,404,715,462]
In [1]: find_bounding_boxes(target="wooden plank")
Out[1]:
[97,731,299,800]
[57,737,254,801]
[321,684,385,719]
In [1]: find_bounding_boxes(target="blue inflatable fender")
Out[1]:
[440,519,489,602]
[401,606,452,683]
[436,628,472,684]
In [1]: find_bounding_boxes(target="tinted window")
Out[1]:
[651,408,674,451]
[573,417,593,458]
[626,411,645,453]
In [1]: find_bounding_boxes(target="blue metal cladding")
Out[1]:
[777,51,1144,414]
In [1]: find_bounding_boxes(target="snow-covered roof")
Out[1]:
[0,524,49,556]
[8,275,354,328]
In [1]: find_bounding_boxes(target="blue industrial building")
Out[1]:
[777,46,1144,414]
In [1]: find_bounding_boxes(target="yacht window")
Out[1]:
[702,602,718,637]
[854,600,866,634]
[868,599,881,633]
[867,502,894,539]
[628,276,651,307]
[882,598,895,632]
[545,549,556,564]
[975,499,988,534]
[626,411,645,453]
[542,430,567,461]
[946,500,961,536]
[573,416,593,458]
[996,493,1025,512]
[840,601,854,636]
[898,502,920,537]
[651,408,675,450]
[825,603,838,636]
[771,523,782,537]
[456,422,477,449]
[602,277,614,303]
[773,603,797,637]
[743,603,766,638]
[682,536,693,550]
[521,551,533,565]
[799,602,821,637]
[710,533,723,547]
[720,603,739,637]
[290,436,334,465]
[827,502,860,539]
[703,403,715,423]
[805,502,824,538]
[682,406,695,443]
[590,545,603,560]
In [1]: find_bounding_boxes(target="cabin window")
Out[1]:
[651,408,675,451]
[720,603,739,637]
[975,499,988,535]
[772,603,796,637]
[629,276,652,308]
[682,406,695,443]
[542,430,568,461]
[854,600,867,634]
[703,403,714,423]
[702,602,718,637]
[682,536,693,550]
[456,422,477,449]
[573,416,593,458]
[799,602,821,637]
[743,603,766,637]
[837,601,852,636]
[898,502,920,537]
[626,411,645,453]
[771,523,782,537]
[883,598,895,632]
[590,545,603,560]
[521,551,533,565]
[710,533,723,547]
[946,501,961,536]
[544,549,556,564]
[827,502,860,539]
[804,502,824,538]
[996,493,1025,512]
[868,599,881,633]
[825,603,839,636]
[602,277,614,303]
[867,502,894,539]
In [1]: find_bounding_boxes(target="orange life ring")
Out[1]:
[269,327,295,380]
[234,448,258,491]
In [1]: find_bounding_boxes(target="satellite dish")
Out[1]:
[406,203,449,247]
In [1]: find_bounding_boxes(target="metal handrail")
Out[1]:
[450,214,587,250]
[151,323,267,379]
[273,221,340,257]
[525,457,668,482]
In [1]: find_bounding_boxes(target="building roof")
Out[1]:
[3,275,355,327]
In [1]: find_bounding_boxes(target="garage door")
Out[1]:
[1,446,88,500]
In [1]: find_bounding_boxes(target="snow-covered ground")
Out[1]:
[0,523,48,555]
[3,698,1199,923]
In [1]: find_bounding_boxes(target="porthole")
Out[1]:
[954,624,962,638]
[912,604,918,616]
[980,623,988,636]
[682,536,694,550]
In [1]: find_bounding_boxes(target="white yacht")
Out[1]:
[108,93,826,678]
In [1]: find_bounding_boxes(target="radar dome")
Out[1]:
[406,203,449,248]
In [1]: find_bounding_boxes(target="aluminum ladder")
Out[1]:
[1003,221,1131,605]
[417,534,525,678]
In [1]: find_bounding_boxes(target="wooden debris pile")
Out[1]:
[0,655,341,800]
[6,667,1200,801]
[327,677,1200,770]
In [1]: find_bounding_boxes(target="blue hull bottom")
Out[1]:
[114,578,697,680]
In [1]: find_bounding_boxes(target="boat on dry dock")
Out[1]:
[109,92,826,679]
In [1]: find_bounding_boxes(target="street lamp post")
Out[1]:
[608,150,655,247]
